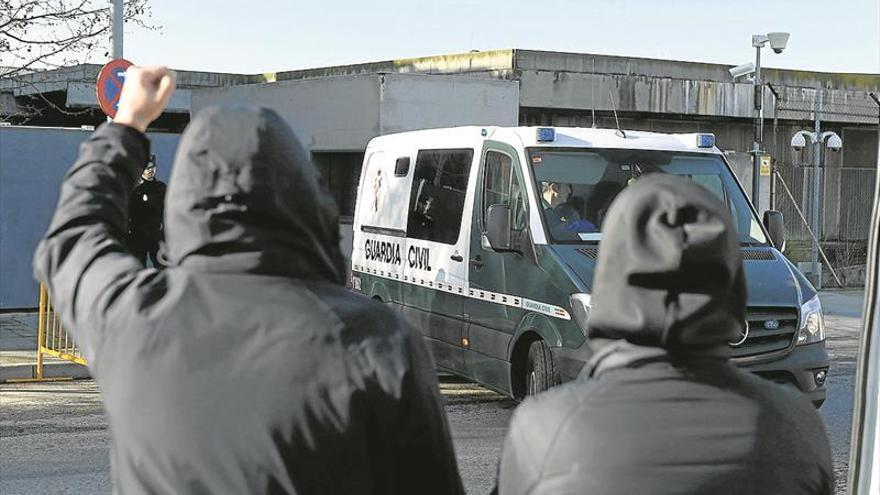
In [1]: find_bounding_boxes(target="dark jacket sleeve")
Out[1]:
[394,329,465,495]
[32,123,149,361]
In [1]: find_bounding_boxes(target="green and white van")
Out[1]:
[350,126,829,405]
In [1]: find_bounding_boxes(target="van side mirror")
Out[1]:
[763,210,786,251]
[486,204,513,251]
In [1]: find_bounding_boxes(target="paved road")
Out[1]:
[0,291,865,494]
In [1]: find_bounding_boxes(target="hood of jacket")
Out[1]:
[587,174,746,359]
[164,106,344,283]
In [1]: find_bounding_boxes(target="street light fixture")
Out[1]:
[790,129,843,289]
[731,32,791,208]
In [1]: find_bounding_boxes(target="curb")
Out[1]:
[0,362,91,383]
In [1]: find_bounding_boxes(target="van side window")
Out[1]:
[482,151,527,231]
[406,149,474,244]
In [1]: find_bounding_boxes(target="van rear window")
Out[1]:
[406,149,474,244]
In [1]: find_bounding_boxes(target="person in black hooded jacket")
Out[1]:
[497,174,832,495]
[127,154,166,267]
[33,66,464,495]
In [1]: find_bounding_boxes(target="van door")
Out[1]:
[400,149,474,374]
[465,143,533,392]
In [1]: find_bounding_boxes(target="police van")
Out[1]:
[350,126,829,405]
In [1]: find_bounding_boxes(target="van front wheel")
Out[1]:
[525,340,559,397]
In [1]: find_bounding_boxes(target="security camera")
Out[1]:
[767,32,790,54]
[790,133,807,151]
[729,62,756,79]
[825,133,842,152]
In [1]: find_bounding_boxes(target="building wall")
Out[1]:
[378,73,519,134]
[192,74,382,152]
[0,127,181,309]
[513,50,879,125]
[191,73,520,149]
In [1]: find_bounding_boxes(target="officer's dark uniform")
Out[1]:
[127,168,166,267]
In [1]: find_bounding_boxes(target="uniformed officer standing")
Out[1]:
[128,154,166,267]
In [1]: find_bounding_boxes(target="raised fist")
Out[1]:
[113,66,176,133]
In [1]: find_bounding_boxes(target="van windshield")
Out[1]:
[528,148,768,245]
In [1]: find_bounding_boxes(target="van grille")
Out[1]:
[730,307,798,359]
[578,247,774,261]
[741,249,776,261]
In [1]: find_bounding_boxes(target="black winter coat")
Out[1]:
[499,353,833,495]
[33,108,464,495]
[127,177,166,246]
[498,175,833,495]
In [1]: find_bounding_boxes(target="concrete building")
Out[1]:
[2,49,878,307]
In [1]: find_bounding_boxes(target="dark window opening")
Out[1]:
[312,152,365,221]
[406,149,473,244]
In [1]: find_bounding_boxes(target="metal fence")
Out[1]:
[36,283,87,367]
[7,284,88,382]
[776,166,876,240]
[838,168,878,242]
[774,162,876,287]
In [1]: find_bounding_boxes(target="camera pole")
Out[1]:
[811,91,822,288]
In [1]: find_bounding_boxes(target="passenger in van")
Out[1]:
[33,66,464,495]
[545,192,597,239]
[497,175,832,495]
[410,164,439,238]
[555,196,596,234]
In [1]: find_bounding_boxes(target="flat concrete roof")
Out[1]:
[5,49,876,95]
[264,49,878,92]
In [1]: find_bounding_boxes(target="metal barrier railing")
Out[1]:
[38,282,87,368]
[10,284,88,382]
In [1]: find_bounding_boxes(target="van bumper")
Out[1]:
[734,341,829,407]
[552,341,829,407]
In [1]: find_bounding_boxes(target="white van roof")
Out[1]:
[368,126,722,154]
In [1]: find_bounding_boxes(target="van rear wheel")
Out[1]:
[524,340,559,397]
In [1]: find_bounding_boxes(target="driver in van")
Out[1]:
[542,183,596,237]
[498,174,832,495]
[541,182,565,232]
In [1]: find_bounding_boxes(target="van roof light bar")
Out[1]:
[696,133,716,148]
[536,127,555,142]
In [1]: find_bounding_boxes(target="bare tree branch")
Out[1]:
[1,1,158,75]
[0,0,159,120]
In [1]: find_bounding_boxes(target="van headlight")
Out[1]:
[569,293,592,336]
[797,295,825,345]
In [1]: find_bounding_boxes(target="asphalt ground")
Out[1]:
[0,290,865,494]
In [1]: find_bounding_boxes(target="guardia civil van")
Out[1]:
[350,126,829,406]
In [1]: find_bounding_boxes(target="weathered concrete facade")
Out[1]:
[191,73,519,151]
[2,49,878,307]
[201,49,876,246]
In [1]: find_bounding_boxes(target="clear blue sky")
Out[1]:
[124,0,880,74]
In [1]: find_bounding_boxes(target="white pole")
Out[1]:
[811,91,822,289]
[111,0,123,59]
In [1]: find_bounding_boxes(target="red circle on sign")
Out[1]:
[96,58,133,118]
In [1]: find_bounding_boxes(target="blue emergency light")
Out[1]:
[536,127,556,142]
[696,133,716,148]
